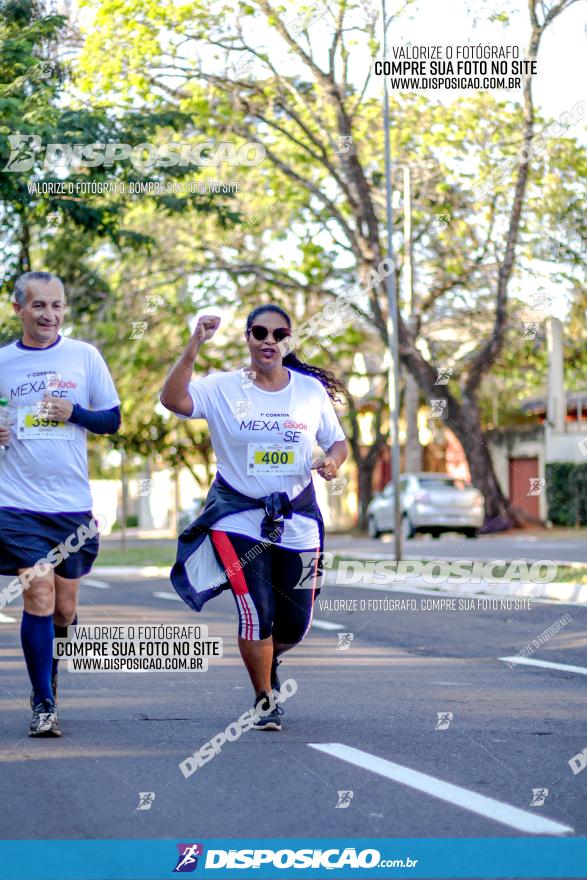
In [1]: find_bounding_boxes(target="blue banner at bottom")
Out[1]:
[1,838,586,879]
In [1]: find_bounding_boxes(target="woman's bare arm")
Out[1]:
[160,315,221,416]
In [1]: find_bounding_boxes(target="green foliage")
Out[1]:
[1,0,584,506]
[72,0,587,485]
[546,462,587,527]
[0,0,245,479]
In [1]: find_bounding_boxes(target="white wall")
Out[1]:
[90,479,119,536]
[546,427,587,464]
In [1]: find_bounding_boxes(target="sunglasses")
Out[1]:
[248,324,291,343]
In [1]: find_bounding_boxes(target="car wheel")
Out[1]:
[367,515,380,539]
[464,528,479,539]
[401,515,415,540]
[430,529,441,539]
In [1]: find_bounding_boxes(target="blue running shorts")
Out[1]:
[0,507,100,579]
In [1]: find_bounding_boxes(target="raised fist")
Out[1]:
[192,315,221,345]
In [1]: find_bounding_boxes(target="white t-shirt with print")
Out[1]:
[180,368,346,549]
[0,336,120,513]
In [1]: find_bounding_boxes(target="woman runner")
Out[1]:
[161,305,348,730]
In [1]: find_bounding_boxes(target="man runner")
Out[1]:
[0,272,121,737]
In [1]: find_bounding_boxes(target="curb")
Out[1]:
[92,566,171,578]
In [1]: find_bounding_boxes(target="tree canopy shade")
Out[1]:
[0,0,245,479]
[1,1,584,526]
[74,0,584,527]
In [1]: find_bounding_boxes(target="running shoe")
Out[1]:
[253,692,284,731]
[29,700,61,737]
[30,672,58,710]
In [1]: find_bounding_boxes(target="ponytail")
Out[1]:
[283,352,346,404]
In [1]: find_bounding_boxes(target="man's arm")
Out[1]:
[40,397,121,435]
[68,404,121,435]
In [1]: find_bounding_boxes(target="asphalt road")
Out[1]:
[1,573,586,845]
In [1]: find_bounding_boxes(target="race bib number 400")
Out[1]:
[17,405,75,440]
[247,444,301,475]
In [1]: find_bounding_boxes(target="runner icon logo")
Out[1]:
[430,399,447,417]
[530,788,549,807]
[527,478,545,496]
[136,792,155,811]
[435,712,454,730]
[335,790,354,809]
[433,213,450,233]
[335,135,354,155]
[130,321,148,340]
[173,843,204,872]
[435,367,453,385]
[233,399,252,419]
[240,369,256,389]
[336,632,354,651]
[523,322,540,340]
[328,476,348,496]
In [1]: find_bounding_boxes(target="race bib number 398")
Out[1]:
[247,443,300,475]
[17,405,75,440]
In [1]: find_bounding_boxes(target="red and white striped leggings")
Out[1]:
[210,531,319,642]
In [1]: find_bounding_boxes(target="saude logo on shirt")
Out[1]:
[10,370,77,400]
[238,411,308,442]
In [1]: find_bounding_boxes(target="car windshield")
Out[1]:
[418,477,469,491]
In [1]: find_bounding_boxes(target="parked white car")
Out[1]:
[366,472,485,539]
[178,498,203,533]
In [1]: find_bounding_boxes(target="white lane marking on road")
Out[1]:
[0,612,16,623]
[311,619,344,631]
[429,681,470,686]
[515,542,581,549]
[309,743,574,836]
[153,591,182,602]
[499,656,587,676]
[83,579,110,589]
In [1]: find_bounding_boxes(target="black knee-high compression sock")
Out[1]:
[52,614,77,678]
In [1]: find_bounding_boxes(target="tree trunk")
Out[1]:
[19,214,31,274]
[451,394,514,530]
[356,453,378,530]
[404,371,422,472]
[344,390,387,530]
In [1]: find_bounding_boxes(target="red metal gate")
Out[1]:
[509,457,540,520]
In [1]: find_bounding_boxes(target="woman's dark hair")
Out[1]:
[245,304,346,403]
